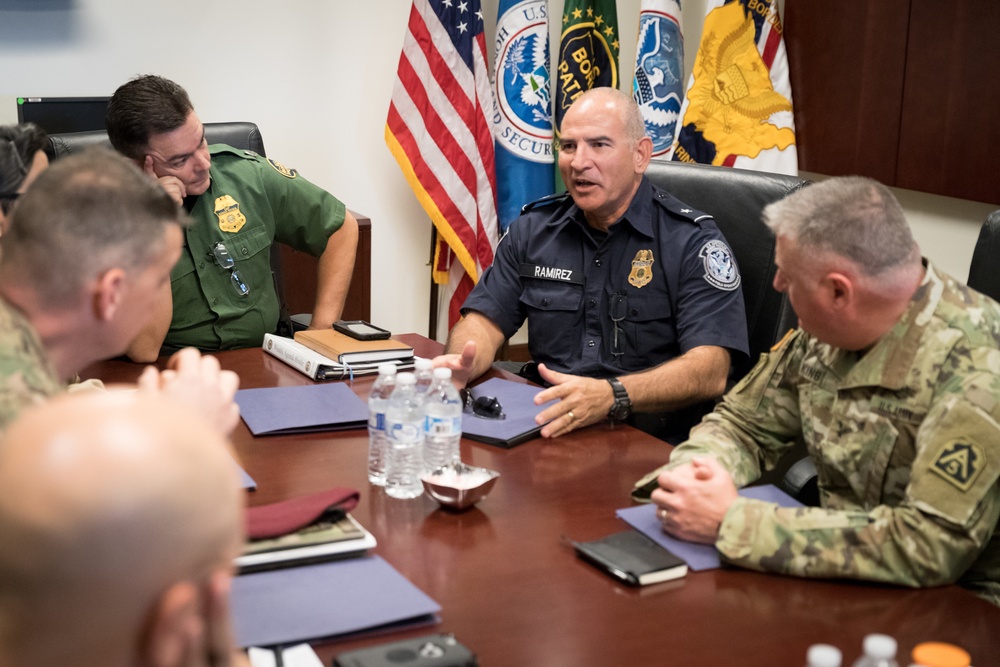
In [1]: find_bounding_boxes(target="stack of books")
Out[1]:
[236,512,377,574]
[263,331,414,380]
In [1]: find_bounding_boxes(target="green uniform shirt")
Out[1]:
[167,145,346,350]
[641,262,1000,604]
[0,296,62,432]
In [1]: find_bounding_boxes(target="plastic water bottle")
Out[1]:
[852,634,899,667]
[423,367,463,472]
[366,363,398,486]
[413,357,435,394]
[806,644,843,667]
[384,373,425,499]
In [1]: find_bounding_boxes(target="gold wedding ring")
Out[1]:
[567,410,576,421]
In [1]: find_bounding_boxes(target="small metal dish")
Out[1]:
[420,462,500,510]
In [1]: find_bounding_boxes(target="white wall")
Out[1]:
[0,0,993,339]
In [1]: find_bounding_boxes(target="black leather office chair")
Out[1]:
[967,210,1000,301]
[47,122,298,336]
[48,121,266,159]
[643,160,808,381]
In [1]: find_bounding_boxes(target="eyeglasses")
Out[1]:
[460,389,506,420]
[208,242,249,297]
[610,292,627,358]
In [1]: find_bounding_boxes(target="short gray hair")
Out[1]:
[763,176,919,276]
[0,147,188,304]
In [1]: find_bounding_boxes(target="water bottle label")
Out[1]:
[390,422,423,442]
[425,415,461,435]
[369,412,386,431]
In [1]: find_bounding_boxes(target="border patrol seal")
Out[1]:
[699,239,740,291]
[267,158,298,179]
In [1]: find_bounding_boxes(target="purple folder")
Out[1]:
[231,555,441,647]
[616,485,804,571]
[235,384,369,436]
[461,377,557,448]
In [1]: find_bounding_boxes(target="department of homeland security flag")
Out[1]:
[672,0,797,174]
[632,0,684,159]
[386,0,500,339]
[494,0,554,233]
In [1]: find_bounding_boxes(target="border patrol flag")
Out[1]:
[555,0,620,189]
[386,0,499,339]
[494,0,555,233]
[632,0,685,159]
[556,0,620,130]
[672,0,797,174]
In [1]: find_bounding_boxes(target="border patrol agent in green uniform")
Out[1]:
[168,145,346,351]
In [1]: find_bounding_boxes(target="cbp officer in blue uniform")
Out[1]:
[434,87,749,442]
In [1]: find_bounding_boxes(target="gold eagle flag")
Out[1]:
[672,0,797,175]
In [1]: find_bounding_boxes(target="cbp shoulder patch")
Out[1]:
[699,239,740,291]
[267,158,298,179]
[930,441,984,491]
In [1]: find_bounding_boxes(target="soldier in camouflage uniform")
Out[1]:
[0,149,239,435]
[637,177,1000,605]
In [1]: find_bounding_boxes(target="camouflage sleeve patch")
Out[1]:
[910,399,1000,527]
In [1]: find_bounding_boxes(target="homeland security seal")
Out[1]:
[699,239,740,290]
[632,3,684,157]
[495,0,553,164]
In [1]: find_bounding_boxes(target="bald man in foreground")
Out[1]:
[0,392,248,667]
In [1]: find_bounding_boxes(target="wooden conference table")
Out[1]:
[84,335,1000,666]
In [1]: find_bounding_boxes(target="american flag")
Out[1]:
[386,0,499,340]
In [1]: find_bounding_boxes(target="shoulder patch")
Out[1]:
[266,158,298,179]
[699,239,741,291]
[521,191,570,213]
[930,441,984,491]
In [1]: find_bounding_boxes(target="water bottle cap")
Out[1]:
[396,372,416,385]
[378,362,398,375]
[863,634,897,659]
[414,357,433,370]
[433,367,452,380]
[806,644,841,667]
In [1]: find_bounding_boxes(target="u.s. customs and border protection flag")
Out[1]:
[632,0,684,159]
[672,0,797,174]
[555,0,619,188]
[494,0,554,233]
[386,0,499,339]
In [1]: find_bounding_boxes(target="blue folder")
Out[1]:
[235,384,369,436]
[616,485,804,571]
[231,555,440,647]
[461,377,557,448]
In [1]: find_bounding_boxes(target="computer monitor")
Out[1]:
[16,96,111,134]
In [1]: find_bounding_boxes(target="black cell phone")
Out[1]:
[333,320,391,341]
[333,634,477,667]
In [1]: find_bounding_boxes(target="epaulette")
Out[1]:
[651,189,713,225]
[521,191,571,214]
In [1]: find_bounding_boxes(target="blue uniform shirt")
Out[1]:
[462,176,749,378]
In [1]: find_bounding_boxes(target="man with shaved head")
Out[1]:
[436,87,748,442]
[0,391,247,666]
